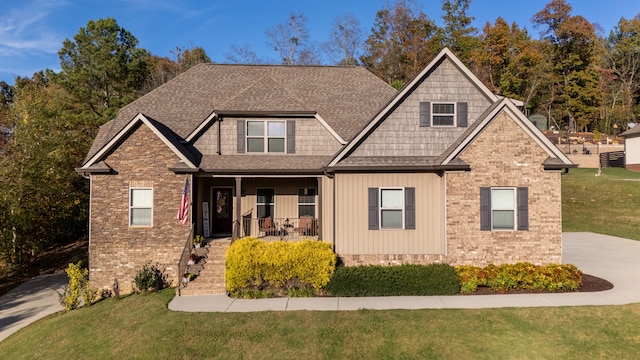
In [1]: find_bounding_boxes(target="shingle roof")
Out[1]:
[620,125,640,137]
[85,64,396,164]
[198,155,332,173]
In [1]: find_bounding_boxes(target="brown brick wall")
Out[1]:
[445,110,563,266]
[89,123,191,293]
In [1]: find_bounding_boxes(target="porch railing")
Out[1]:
[239,217,319,241]
[176,224,194,296]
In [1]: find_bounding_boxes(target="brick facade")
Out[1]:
[445,110,563,266]
[89,123,190,293]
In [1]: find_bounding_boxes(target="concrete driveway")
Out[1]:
[0,273,66,342]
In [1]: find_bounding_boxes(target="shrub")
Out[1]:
[325,263,460,297]
[58,261,88,311]
[133,262,168,292]
[456,262,582,294]
[225,237,336,295]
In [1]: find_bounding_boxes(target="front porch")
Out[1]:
[194,176,324,241]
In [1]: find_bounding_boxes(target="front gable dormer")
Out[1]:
[329,48,499,166]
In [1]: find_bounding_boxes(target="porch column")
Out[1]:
[317,176,322,239]
[235,177,242,240]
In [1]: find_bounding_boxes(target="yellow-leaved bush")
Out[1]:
[225,237,336,293]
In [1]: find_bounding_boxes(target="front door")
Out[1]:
[211,188,233,236]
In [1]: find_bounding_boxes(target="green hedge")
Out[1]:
[456,262,583,294]
[325,263,460,297]
[225,237,336,295]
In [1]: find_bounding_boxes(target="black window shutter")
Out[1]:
[237,120,246,153]
[517,187,529,231]
[405,187,416,230]
[457,102,468,127]
[368,188,379,230]
[480,187,491,231]
[420,102,431,127]
[287,120,295,154]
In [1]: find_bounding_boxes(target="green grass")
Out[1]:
[562,168,640,239]
[1,288,639,359]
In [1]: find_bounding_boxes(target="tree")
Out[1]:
[0,75,91,271]
[324,14,364,66]
[532,0,602,131]
[360,0,440,87]
[57,18,149,123]
[603,16,640,128]
[266,13,320,65]
[224,43,265,64]
[440,0,479,63]
[143,46,211,93]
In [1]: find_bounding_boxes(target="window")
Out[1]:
[480,187,528,231]
[432,103,455,126]
[247,121,285,153]
[380,189,403,229]
[298,188,316,217]
[368,187,415,230]
[257,188,275,218]
[419,102,467,127]
[130,188,152,226]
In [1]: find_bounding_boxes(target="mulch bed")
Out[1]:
[470,273,614,295]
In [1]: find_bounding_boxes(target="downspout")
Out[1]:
[217,116,222,155]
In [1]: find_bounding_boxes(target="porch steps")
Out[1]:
[180,240,230,296]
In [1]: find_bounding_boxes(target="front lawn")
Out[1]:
[1,288,639,359]
[562,168,640,239]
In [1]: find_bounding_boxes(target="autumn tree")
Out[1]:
[533,0,602,131]
[360,0,440,87]
[143,46,211,93]
[440,0,479,64]
[324,14,364,66]
[57,18,149,123]
[266,13,320,65]
[472,18,546,112]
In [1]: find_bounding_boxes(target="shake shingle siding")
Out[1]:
[349,58,493,158]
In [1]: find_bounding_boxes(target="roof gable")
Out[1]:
[80,113,198,171]
[329,48,498,167]
[441,98,573,167]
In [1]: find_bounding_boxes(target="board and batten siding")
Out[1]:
[193,117,342,156]
[237,178,318,220]
[351,58,493,158]
[334,173,444,255]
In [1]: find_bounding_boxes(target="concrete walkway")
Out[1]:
[1,232,639,343]
[0,273,66,342]
[169,232,640,312]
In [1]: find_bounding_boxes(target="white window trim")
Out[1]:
[379,187,404,230]
[432,102,456,127]
[246,120,286,153]
[491,187,516,231]
[297,187,317,218]
[256,187,276,218]
[129,187,153,227]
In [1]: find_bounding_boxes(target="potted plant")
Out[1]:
[187,253,198,265]
[193,235,205,248]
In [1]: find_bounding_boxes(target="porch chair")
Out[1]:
[294,216,315,236]
[259,217,277,237]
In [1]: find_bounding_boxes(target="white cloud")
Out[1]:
[0,0,67,55]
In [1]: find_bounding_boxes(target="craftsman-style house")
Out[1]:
[77,48,574,293]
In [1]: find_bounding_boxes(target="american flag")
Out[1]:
[177,177,189,225]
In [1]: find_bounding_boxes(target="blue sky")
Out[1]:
[1,0,640,85]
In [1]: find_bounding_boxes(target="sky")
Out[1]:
[2,0,640,85]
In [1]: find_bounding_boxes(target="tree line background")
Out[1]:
[0,0,638,272]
